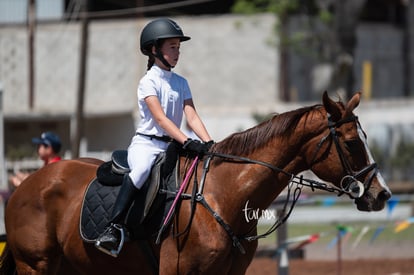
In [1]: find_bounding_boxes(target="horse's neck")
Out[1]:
[245,142,303,202]
[206,139,304,229]
[227,121,319,214]
[209,111,325,230]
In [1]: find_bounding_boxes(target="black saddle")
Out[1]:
[80,142,180,243]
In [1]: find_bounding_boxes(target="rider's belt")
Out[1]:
[136,132,173,143]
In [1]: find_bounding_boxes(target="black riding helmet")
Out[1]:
[140,18,191,68]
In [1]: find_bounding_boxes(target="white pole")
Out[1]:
[0,83,7,192]
[279,248,289,275]
[277,209,289,275]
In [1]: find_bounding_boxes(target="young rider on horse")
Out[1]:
[95,18,213,257]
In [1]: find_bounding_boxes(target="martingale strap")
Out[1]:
[195,192,247,254]
[189,155,304,254]
[171,155,248,254]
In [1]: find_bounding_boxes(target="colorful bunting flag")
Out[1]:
[321,197,336,207]
[386,198,399,219]
[293,233,320,250]
[326,226,350,250]
[369,225,385,244]
[273,196,413,254]
[394,217,414,233]
[394,220,410,233]
[352,225,370,249]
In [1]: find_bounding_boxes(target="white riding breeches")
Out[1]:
[127,134,169,189]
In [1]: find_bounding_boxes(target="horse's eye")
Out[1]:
[344,139,363,154]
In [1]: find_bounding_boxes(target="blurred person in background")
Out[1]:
[9,132,62,187]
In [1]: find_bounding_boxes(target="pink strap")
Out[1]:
[162,156,199,226]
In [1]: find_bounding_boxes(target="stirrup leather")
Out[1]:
[95,224,126,258]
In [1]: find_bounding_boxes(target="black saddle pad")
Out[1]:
[80,161,178,243]
[80,179,121,242]
[80,142,184,243]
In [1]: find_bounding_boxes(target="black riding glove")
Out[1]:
[204,140,215,151]
[183,139,209,155]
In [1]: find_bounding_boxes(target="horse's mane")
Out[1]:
[212,104,323,156]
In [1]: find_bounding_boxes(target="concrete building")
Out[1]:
[1,13,414,190]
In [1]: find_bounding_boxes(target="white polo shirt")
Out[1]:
[136,65,192,136]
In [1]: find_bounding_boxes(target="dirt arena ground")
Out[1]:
[247,258,414,275]
[246,242,414,274]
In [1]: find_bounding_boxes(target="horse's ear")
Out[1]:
[345,92,361,112]
[322,91,341,122]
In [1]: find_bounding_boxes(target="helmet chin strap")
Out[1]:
[153,48,174,69]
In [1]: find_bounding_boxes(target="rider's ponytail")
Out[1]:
[147,55,155,71]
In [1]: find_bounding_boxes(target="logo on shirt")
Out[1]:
[169,90,179,102]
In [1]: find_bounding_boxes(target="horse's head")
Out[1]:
[308,92,391,211]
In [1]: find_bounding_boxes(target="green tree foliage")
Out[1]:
[231,0,333,36]
[232,0,300,16]
[232,0,337,102]
[232,0,365,100]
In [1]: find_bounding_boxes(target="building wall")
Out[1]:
[409,0,414,94]
[2,13,414,189]
[354,24,404,98]
[0,14,278,155]
[1,14,414,159]
[0,0,63,24]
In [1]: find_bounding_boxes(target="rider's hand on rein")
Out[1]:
[183,139,213,156]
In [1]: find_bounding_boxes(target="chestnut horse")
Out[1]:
[1,92,391,274]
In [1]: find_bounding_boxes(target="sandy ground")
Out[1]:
[246,241,414,274]
[247,258,414,275]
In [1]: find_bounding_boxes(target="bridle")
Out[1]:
[312,115,378,199]
[167,113,380,254]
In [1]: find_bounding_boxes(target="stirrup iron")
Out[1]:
[95,224,126,258]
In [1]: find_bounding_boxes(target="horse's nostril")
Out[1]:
[378,189,392,201]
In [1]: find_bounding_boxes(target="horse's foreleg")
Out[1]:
[14,260,37,274]
[14,253,62,275]
[7,209,63,274]
[227,241,258,275]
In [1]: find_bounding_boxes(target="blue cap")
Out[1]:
[32,132,62,153]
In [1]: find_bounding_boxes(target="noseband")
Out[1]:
[315,115,378,199]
